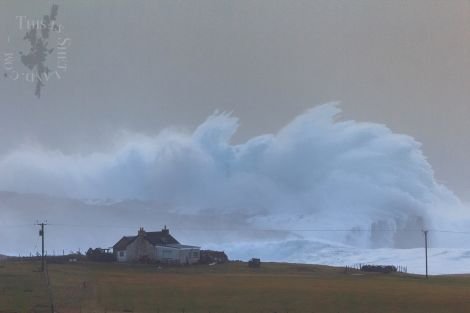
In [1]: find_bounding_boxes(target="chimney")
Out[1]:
[162,225,169,235]
[138,227,146,237]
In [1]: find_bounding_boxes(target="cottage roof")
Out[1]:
[145,231,179,245]
[113,236,135,251]
[113,229,180,251]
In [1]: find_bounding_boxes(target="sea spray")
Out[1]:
[0,103,464,248]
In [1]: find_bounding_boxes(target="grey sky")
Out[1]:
[0,0,469,200]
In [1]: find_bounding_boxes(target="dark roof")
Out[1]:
[113,236,135,250]
[145,231,179,245]
[113,231,179,251]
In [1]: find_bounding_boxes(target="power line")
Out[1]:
[0,223,36,228]
[430,230,470,235]
[43,225,470,235]
[43,223,425,232]
[3,222,470,234]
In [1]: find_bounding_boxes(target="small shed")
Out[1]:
[248,258,261,268]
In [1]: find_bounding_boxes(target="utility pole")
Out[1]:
[424,230,429,279]
[37,222,47,272]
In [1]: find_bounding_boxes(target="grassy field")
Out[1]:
[1,260,470,313]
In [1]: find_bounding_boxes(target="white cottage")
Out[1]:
[113,226,200,264]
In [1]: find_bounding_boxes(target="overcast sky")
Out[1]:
[0,0,469,200]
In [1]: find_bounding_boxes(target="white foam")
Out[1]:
[0,104,468,250]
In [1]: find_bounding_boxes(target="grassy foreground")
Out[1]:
[1,260,470,313]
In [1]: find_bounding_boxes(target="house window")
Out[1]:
[119,251,125,257]
[192,251,199,258]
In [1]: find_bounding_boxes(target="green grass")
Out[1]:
[2,260,470,313]
[0,262,50,313]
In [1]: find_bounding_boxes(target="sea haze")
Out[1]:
[1,104,469,274]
